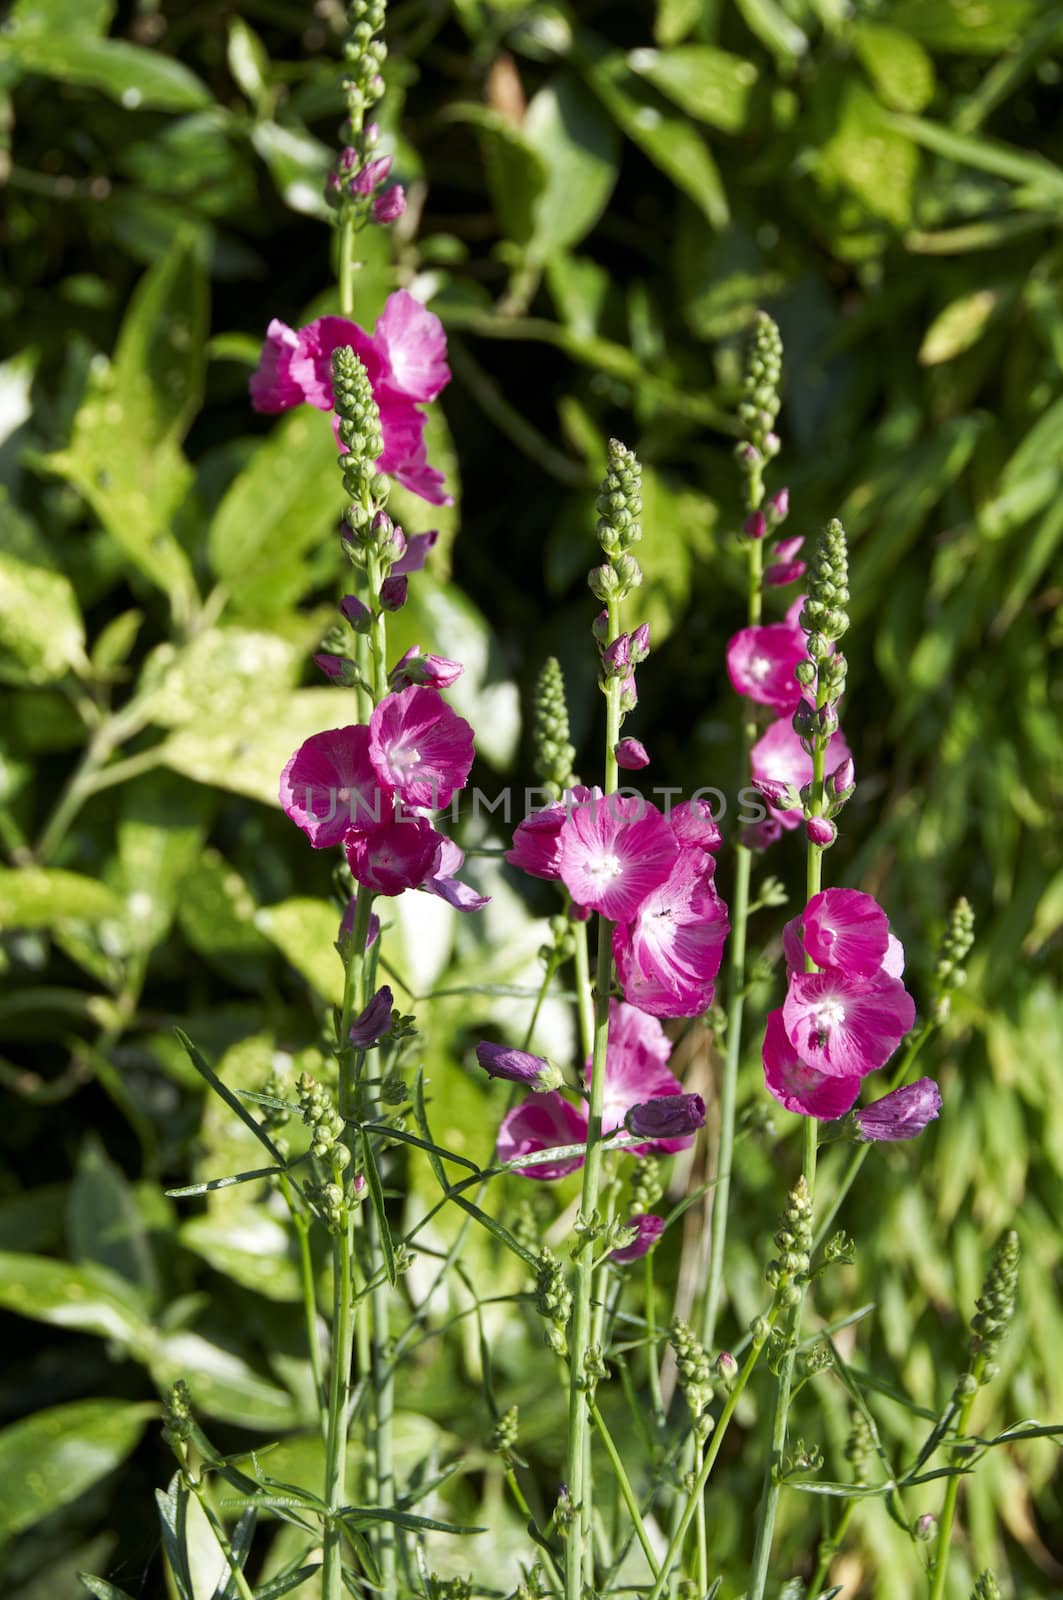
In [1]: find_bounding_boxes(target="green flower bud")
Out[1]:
[970,1230,1020,1374]
[532,656,578,798]
[970,1571,1002,1600]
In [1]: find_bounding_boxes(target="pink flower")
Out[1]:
[615,737,649,770]
[368,686,474,810]
[388,646,464,691]
[505,789,603,883]
[557,795,677,921]
[764,535,806,587]
[669,798,722,854]
[344,814,443,896]
[762,1009,861,1118]
[783,890,904,980]
[390,529,438,576]
[782,968,916,1079]
[280,725,389,849]
[854,1078,942,1142]
[750,716,853,832]
[496,1092,587,1180]
[249,290,452,505]
[419,837,489,912]
[726,623,807,713]
[612,850,729,1018]
[610,1214,665,1264]
[590,999,694,1153]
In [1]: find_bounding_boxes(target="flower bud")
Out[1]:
[373,184,406,224]
[380,574,407,611]
[349,985,394,1049]
[744,510,767,540]
[805,816,836,847]
[314,652,360,686]
[340,593,372,634]
[829,758,855,801]
[589,563,621,602]
[591,609,610,645]
[629,622,651,662]
[352,153,393,195]
[754,777,801,812]
[615,737,649,771]
[601,633,632,675]
[618,672,638,715]
[609,1214,664,1264]
[914,1512,937,1542]
[389,646,463,691]
[853,1078,942,1142]
[625,1093,705,1140]
[713,1350,738,1385]
[364,121,381,148]
[767,486,790,524]
[475,1041,564,1092]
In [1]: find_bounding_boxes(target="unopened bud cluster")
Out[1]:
[793,519,852,841]
[845,1409,874,1482]
[162,1379,194,1450]
[735,313,783,507]
[532,657,577,799]
[534,1248,572,1356]
[971,1571,1002,1600]
[968,1230,1019,1381]
[670,1319,716,1439]
[589,439,644,607]
[342,0,386,127]
[299,1072,349,1166]
[333,347,386,534]
[934,896,975,1021]
[767,1175,813,1304]
[489,1404,520,1467]
[629,1153,663,1214]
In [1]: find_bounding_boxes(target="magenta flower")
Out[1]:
[610,1214,665,1264]
[588,999,694,1153]
[854,1078,942,1142]
[496,1092,587,1180]
[726,623,807,713]
[280,725,389,849]
[557,795,677,920]
[762,1008,861,1118]
[765,535,806,588]
[750,716,853,832]
[612,850,729,1018]
[783,890,905,981]
[669,798,722,855]
[352,154,393,195]
[390,529,438,576]
[615,737,649,771]
[389,646,463,691]
[344,814,443,896]
[368,686,474,810]
[806,816,836,846]
[625,1093,706,1141]
[782,968,916,1079]
[475,1042,563,1092]
[506,804,567,881]
[249,290,452,504]
[420,837,489,912]
[349,986,394,1049]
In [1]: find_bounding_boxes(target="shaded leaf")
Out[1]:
[0,1399,156,1543]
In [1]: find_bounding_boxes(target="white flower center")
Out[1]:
[391,744,421,776]
[749,654,772,682]
[811,997,846,1034]
[337,786,351,803]
[587,850,623,886]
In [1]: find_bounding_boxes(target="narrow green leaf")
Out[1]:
[886,112,1063,201]
[338,1504,485,1536]
[166,1164,287,1198]
[175,1029,287,1166]
[0,1398,156,1543]
[156,1477,195,1600]
[212,1506,257,1600]
[732,0,808,63]
[360,1119,480,1175]
[79,1576,138,1600]
[359,1128,397,1286]
[252,1566,324,1600]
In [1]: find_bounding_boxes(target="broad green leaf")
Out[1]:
[979,396,1063,538]
[143,626,304,729]
[732,0,808,63]
[227,17,272,115]
[179,1211,304,1303]
[0,30,211,111]
[0,492,86,684]
[158,688,349,805]
[255,898,344,1007]
[107,775,213,955]
[0,1184,67,1253]
[919,287,1009,365]
[626,45,759,133]
[69,1134,160,1300]
[576,34,729,229]
[448,106,546,247]
[251,121,333,220]
[0,1399,156,1543]
[150,1332,299,1431]
[112,230,208,447]
[0,867,123,929]
[176,848,273,986]
[8,0,116,35]
[853,22,935,114]
[0,1251,152,1347]
[207,410,348,610]
[654,0,702,46]
[888,0,1041,53]
[522,74,620,256]
[817,83,918,228]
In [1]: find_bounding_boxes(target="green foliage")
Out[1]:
[1,0,1061,1593]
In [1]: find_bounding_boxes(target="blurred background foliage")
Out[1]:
[0,0,1061,1594]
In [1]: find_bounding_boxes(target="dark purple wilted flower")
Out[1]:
[854,1078,942,1142]
[475,1042,563,1092]
[625,1093,706,1141]
[349,986,394,1049]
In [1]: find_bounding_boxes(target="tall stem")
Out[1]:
[322,1208,356,1600]
[564,601,621,1600]
[701,505,764,1352]
[928,1359,984,1600]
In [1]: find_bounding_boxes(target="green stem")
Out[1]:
[523,951,560,1053]
[644,1251,665,1423]
[564,601,622,1600]
[184,1471,256,1600]
[571,917,595,1061]
[322,1209,356,1600]
[809,1497,857,1597]
[589,1399,660,1578]
[701,504,763,1353]
[284,1178,325,1420]
[339,214,358,318]
[503,1466,565,1590]
[928,1360,984,1600]
[646,1307,780,1600]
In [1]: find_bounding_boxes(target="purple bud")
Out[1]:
[764,431,781,456]
[340,901,381,953]
[629,622,651,662]
[352,1172,368,1198]
[764,559,806,587]
[371,509,393,538]
[744,510,767,540]
[714,1350,738,1383]
[829,758,855,800]
[380,575,408,611]
[340,593,372,634]
[364,122,381,148]
[743,816,784,851]
[389,646,464,691]
[340,146,358,171]
[739,444,760,466]
[774,535,802,562]
[915,1513,937,1542]
[767,487,790,523]
[349,985,394,1049]
[753,777,801,812]
[372,185,406,224]
[805,816,837,847]
[625,1093,706,1141]
[352,154,393,196]
[614,737,649,771]
[313,652,360,686]
[591,609,610,645]
[609,1214,664,1264]
[326,172,342,195]
[475,1041,563,1092]
[854,1079,942,1143]
[602,633,631,675]
[619,671,638,714]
